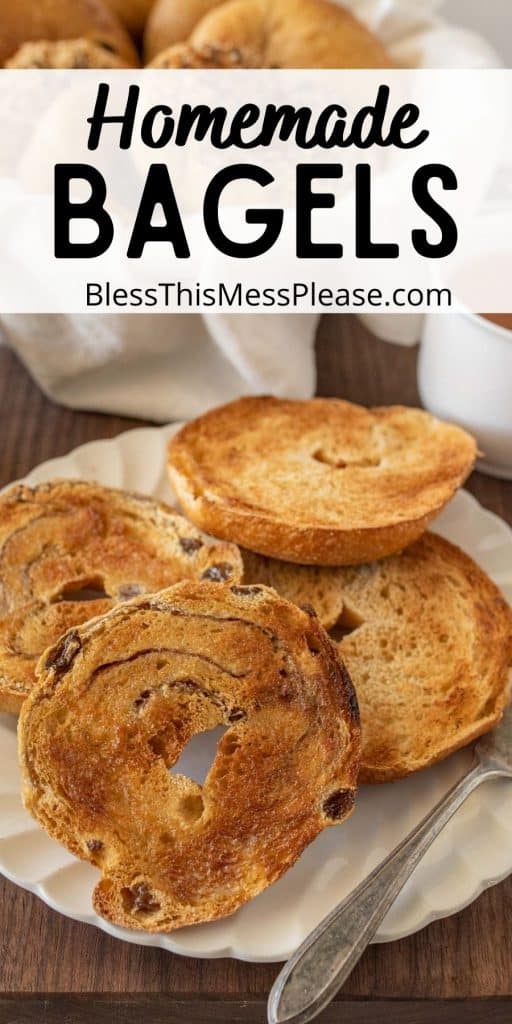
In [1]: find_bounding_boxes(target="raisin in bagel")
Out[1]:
[1,0,138,68]
[243,534,512,781]
[144,0,392,68]
[6,38,131,68]
[19,582,360,931]
[0,480,242,712]
[168,397,477,566]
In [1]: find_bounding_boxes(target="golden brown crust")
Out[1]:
[6,38,131,68]
[0,480,242,712]
[1,0,138,67]
[148,41,257,68]
[243,533,512,781]
[19,582,360,931]
[144,0,392,68]
[168,397,477,566]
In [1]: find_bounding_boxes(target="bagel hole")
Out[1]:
[53,577,108,603]
[171,725,229,785]
[313,449,381,470]
[329,604,365,643]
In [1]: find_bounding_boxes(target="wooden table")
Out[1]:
[0,317,511,1024]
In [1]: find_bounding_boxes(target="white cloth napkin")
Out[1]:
[0,0,501,421]
[2,313,317,420]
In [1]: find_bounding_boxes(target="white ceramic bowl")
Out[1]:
[418,312,512,479]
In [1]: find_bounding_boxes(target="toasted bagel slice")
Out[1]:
[6,38,131,68]
[243,534,512,781]
[0,480,242,712]
[19,582,360,931]
[1,0,138,67]
[168,397,477,566]
[144,0,392,68]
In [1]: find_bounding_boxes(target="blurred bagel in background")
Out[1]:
[144,0,392,68]
[104,0,155,39]
[190,0,392,68]
[1,0,139,67]
[6,38,132,68]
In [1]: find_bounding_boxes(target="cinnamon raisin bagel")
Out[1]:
[243,534,512,781]
[0,480,242,712]
[19,582,360,931]
[1,0,138,68]
[144,0,392,68]
[168,397,477,566]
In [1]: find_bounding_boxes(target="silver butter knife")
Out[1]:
[268,704,512,1024]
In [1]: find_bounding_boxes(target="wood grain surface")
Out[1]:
[0,316,510,1023]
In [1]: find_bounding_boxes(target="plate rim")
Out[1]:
[1,422,511,962]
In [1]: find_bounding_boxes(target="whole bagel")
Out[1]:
[20,582,360,930]
[144,0,392,68]
[1,0,139,67]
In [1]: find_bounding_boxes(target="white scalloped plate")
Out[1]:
[1,425,512,963]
